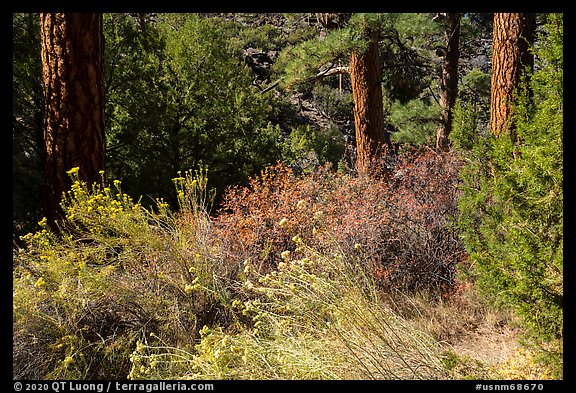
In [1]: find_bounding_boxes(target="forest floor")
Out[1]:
[450,320,520,366]
[383,285,534,379]
[403,285,559,380]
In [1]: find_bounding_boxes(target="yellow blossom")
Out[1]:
[199,325,210,337]
[34,277,46,288]
[135,341,145,352]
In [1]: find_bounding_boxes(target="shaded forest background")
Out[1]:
[13,12,496,234]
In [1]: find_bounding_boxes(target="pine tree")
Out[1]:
[349,20,389,175]
[489,13,535,141]
[436,13,461,151]
[40,13,105,229]
[277,13,445,174]
[456,14,563,351]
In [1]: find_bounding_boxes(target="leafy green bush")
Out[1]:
[281,124,345,171]
[312,83,353,122]
[454,13,563,351]
[389,97,442,145]
[449,98,482,151]
[104,13,285,209]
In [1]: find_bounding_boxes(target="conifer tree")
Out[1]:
[349,20,389,175]
[277,14,412,175]
[40,13,105,229]
[436,13,461,151]
[489,13,535,141]
[456,14,562,349]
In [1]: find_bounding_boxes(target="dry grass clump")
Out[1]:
[129,237,449,380]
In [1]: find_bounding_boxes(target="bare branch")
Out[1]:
[316,65,349,78]
[260,80,280,94]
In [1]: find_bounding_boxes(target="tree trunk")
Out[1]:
[349,30,389,175]
[436,13,461,151]
[489,13,535,140]
[40,13,105,229]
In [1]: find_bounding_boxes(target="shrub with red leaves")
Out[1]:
[214,147,465,297]
[381,147,466,295]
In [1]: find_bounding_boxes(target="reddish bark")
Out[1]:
[349,31,389,175]
[41,13,105,228]
[489,13,535,140]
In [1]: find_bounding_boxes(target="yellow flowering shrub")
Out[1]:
[490,344,562,380]
[13,168,228,379]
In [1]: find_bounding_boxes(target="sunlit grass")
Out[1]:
[129,234,448,380]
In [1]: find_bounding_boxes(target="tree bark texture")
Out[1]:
[436,13,461,151]
[40,13,105,227]
[349,31,389,175]
[489,13,535,140]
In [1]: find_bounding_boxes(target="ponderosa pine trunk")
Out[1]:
[40,13,105,229]
[489,13,535,140]
[436,13,461,151]
[349,30,389,175]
